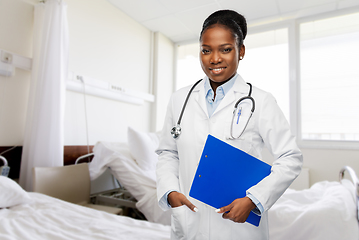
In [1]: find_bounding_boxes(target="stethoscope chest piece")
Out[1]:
[171,79,203,139]
[171,124,182,139]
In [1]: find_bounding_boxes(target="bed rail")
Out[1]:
[339,165,359,221]
[0,155,8,166]
[75,153,94,164]
[0,155,10,177]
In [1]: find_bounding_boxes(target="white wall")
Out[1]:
[0,0,174,147]
[300,148,359,185]
[262,146,359,187]
[0,0,33,146]
[64,0,153,144]
[152,32,175,131]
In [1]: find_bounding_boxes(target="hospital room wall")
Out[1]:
[65,0,174,143]
[0,0,33,146]
[262,142,359,186]
[300,148,359,185]
[0,0,174,147]
[152,32,175,131]
[64,0,155,145]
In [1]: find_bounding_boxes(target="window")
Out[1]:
[240,28,290,121]
[176,43,203,90]
[300,12,359,141]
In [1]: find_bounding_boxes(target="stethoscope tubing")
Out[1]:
[171,79,202,139]
[176,79,203,125]
[228,111,253,140]
[229,83,255,139]
[234,96,255,112]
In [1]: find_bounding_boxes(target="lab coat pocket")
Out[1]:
[224,111,256,155]
[225,126,253,153]
[171,205,198,240]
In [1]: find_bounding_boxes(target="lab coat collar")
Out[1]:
[231,74,250,94]
[212,74,250,117]
[192,77,209,118]
[192,74,250,119]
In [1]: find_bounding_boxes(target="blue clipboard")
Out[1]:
[189,135,271,226]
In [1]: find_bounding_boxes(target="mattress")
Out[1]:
[0,192,170,240]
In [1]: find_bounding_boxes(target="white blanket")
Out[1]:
[268,180,359,240]
[0,192,170,240]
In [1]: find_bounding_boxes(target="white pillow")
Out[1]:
[0,176,32,208]
[127,127,160,171]
[89,141,171,225]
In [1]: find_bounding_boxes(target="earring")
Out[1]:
[240,56,243,60]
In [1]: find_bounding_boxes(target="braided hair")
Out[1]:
[200,10,247,48]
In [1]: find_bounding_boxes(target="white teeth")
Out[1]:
[212,68,224,71]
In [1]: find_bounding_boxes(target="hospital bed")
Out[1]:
[0,175,170,240]
[87,127,359,239]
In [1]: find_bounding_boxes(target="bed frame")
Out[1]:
[75,153,145,220]
[339,165,359,221]
[0,145,94,179]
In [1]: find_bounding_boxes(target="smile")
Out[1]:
[209,67,226,74]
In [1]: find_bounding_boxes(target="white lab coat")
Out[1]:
[156,75,303,240]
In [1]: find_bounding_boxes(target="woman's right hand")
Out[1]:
[168,191,198,212]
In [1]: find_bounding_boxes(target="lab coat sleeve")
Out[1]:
[156,94,181,211]
[247,93,303,212]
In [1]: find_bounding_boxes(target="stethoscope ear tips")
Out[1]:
[171,125,181,139]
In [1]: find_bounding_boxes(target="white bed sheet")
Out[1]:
[268,180,359,240]
[0,192,170,240]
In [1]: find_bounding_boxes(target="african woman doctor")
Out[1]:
[156,9,303,240]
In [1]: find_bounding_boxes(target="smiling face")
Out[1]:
[200,24,245,89]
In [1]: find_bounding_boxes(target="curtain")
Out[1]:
[19,0,69,191]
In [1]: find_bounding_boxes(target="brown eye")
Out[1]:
[201,49,210,54]
[223,48,232,53]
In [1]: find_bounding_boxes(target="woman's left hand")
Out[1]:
[216,197,256,223]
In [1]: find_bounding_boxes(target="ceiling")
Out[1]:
[107,0,359,43]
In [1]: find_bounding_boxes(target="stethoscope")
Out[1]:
[171,79,255,139]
